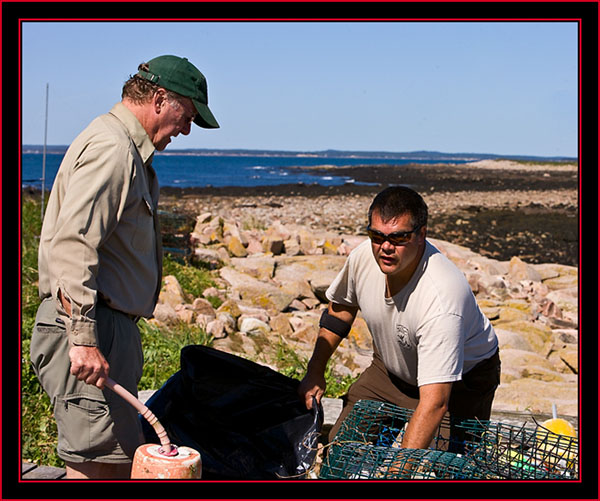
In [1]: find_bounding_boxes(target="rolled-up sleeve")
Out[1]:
[46,140,133,346]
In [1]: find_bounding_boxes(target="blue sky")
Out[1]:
[21,21,578,157]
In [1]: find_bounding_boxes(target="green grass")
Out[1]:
[137,319,213,391]
[323,362,357,399]
[274,339,356,399]
[162,253,223,309]
[496,158,576,166]
[163,253,216,299]
[21,198,59,465]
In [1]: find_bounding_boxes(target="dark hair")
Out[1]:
[368,186,428,228]
[122,63,180,104]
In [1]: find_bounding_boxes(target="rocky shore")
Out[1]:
[159,159,578,267]
[153,160,579,420]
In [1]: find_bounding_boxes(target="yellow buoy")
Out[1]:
[539,417,576,438]
[535,406,577,474]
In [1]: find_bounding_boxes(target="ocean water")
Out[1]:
[21,151,466,190]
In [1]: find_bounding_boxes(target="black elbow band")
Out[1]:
[319,310,352,338]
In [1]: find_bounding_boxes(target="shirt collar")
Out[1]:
[109,102,155,165]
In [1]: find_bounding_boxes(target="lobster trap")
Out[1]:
[319,441,487,479]
[158,209,195,257]
[319,400,487,479]
[457,418,579,480]
[318,399,578,480]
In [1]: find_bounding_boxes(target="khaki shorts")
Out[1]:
[30,297,144,463]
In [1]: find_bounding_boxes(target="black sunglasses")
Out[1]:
[367,224,423,246]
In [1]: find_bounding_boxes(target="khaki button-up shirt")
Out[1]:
[38,102,163,346]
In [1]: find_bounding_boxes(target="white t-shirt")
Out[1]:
[326,239,498,387]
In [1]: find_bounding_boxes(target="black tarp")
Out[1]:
[141,345,323,480]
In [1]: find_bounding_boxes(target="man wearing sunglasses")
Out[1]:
[298,186,500,454]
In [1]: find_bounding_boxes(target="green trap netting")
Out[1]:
[318,399,578,480]
[457,418,579,480]
[320,442,487,479]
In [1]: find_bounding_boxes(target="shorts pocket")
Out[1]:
[54,393,119,458]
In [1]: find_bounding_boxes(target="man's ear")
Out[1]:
[152,88,168,114]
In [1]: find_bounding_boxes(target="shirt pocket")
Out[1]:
[131,192,155,253]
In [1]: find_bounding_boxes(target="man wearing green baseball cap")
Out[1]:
[136,54,219,129]
[30,55,219,479]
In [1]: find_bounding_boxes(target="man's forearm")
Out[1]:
[401,382,452,449]
[298,302,358,409]
[401,404,446,449]
[306,330,343,374]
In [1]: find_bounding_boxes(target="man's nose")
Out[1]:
[381,240,395,252]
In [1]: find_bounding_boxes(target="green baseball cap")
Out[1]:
[137,55,219,129]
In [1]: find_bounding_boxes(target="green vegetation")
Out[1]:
[137,319,213,390]
[324,362,357,399]
[274,339,356,399]
[497,158,576,167]
[241,215,268,231]
[162,253,223,308]
[21,198,60,466]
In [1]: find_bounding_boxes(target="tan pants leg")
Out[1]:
[65,461,132,479]
[328,352,419,443]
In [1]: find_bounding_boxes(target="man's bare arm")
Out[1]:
[297,302,358,409]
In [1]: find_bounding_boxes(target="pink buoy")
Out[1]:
[104,378,202,479]
[131,444,202,479]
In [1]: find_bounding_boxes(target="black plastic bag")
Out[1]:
[141,345,323,480]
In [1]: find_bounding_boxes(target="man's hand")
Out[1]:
[298,371,327,410]
[69,345,110,388]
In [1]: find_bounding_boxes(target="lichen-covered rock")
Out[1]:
[508,256,542,282]
[193,248,223,269]
[159,275,187,307]
[191,297,217,317]
[269,313,293,336]
[495,328,535,352]
[492,320,553,353]
[152,302,179,324]
[216,299,242,319]
[230,256,275,281]
[239,317,271,336]
[492,378,578,416]
[226,236,248,257]
[219,267,295,313]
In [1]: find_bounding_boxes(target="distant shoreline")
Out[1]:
[21,145,577,164]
